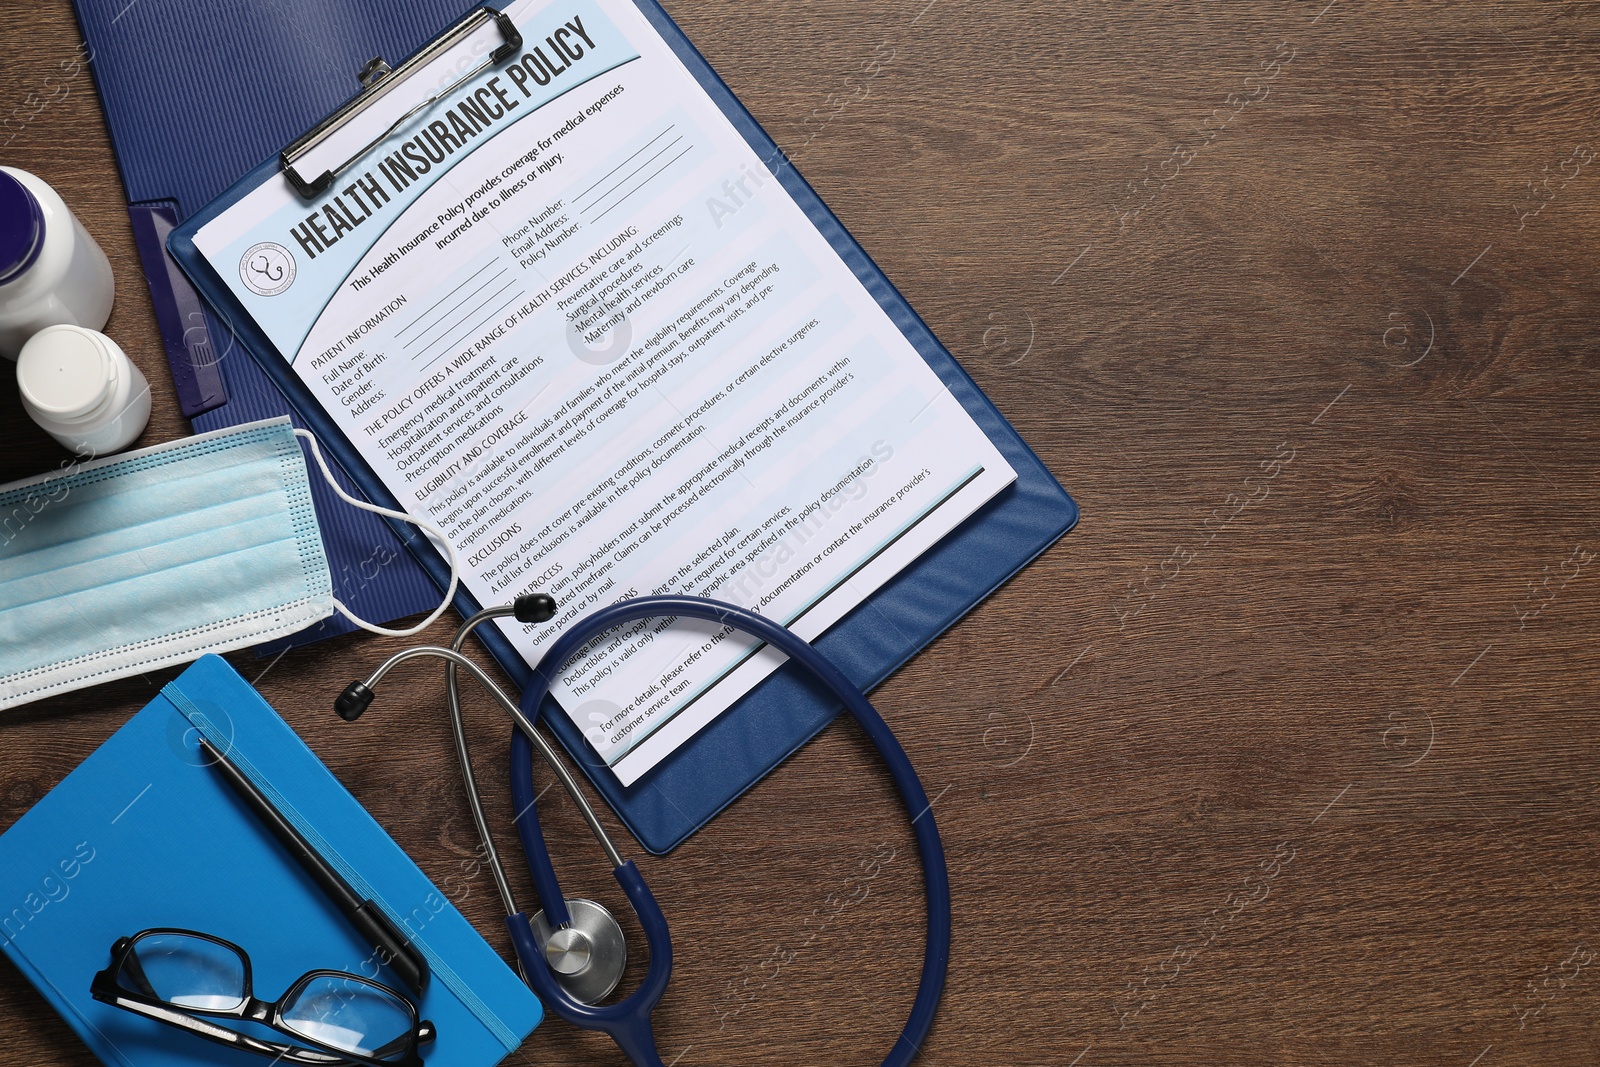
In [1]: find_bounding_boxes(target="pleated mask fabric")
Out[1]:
[0,418,334,708]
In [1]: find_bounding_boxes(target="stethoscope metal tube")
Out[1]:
[442,606,626,928]
[341,594,951,1067]
[340,642,626,877]
[345,605,635,1004]
[445,606,522,920]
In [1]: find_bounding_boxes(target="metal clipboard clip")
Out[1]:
[279,6,522,200]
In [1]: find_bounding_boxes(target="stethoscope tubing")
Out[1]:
[508,596,952,1067]
[379,596,952,1065]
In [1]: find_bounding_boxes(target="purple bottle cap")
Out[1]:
[0,170,46,286]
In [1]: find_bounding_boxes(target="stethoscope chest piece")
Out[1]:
[530,898,628,1005]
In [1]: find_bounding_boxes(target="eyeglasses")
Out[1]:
[90,929,436,1066]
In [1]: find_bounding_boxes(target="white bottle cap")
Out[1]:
[16,324,117,423]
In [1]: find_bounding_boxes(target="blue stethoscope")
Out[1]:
[339,595,950,1067]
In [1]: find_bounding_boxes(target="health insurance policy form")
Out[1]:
[191,0,1015,785]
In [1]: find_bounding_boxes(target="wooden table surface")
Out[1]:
[5,1,1600,1064]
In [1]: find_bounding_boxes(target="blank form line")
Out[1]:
[582,134,684,212]
[588,142,694,223]
[396,261,496,338]
[413,277,518,361]
[421,285,524,370]
[405,268,507,351]
[573,126,674,205]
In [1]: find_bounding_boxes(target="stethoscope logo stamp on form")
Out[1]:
[238,242,296,297]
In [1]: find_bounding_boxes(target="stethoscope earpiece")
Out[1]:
[334,681,374,721]
[513,593,558,623]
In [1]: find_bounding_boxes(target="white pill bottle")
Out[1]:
[0,166,114,361]
[16,325,150,455]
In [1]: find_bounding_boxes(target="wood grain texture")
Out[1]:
[4,0,1600,1064]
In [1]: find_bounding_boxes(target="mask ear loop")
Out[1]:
[293,428,460,638]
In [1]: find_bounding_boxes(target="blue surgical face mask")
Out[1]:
[0,418,459,710]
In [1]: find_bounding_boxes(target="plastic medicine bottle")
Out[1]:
[0,166,115,361]
[16,325,151,455]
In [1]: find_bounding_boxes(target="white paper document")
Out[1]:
[192,0,1015,784]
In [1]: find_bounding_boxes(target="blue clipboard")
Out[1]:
[167,0,1077,854]
[71,0,482,649]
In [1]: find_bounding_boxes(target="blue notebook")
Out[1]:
[165,0,1078,853]
[0,655,542,1066]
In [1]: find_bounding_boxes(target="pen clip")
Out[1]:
[279,6,522,200]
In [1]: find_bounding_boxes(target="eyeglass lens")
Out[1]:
[120,933,248,1011]
[121,932,414,1059]
[281,975,415,1057]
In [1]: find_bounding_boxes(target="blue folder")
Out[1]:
[165,1,1078,853]
[0,655,542,1066]
[70,0,476,648]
